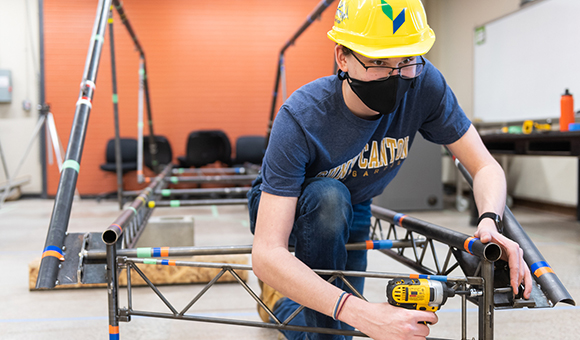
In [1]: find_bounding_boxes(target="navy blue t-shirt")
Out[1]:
[261,59,471,205]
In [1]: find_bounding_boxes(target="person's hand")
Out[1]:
[475,219,532,299]
[342,300,438,340]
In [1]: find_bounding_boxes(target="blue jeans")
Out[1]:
[248,175,372,340]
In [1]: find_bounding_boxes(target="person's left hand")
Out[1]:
[475,219,532,299]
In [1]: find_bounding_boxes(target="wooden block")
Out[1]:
[29,254,249,290]
[28,260,106,290]
[118,255,249,286]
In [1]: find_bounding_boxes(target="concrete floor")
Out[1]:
[0,196,579,340]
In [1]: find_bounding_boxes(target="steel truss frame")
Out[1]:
[78,160,571,340]
[36,1,574,340]
[98,187,493,340]
[111,257,477,339]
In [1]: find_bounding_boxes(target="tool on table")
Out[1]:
[386,278,481,312]
[501,119,552,135]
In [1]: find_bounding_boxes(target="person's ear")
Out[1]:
[335,45,348,73]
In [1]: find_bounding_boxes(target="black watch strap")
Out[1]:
[477,212,504,234]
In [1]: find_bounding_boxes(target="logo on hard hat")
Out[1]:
[381,0,406,34]
[335,0,349,24]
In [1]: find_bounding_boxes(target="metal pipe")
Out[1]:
[266,0,336,146]
[479,259,494,340]
[127,263,132,312]
[108,5,124,210]
[172,167,247,175]
[461,282,467,340]
[106,243,120,340]
[125,257,470,283]
[38,0,48,199]
[141,60,158,172]
[155,187,251,197]
[451,153,575,306]
[503,206,575,306]
[102,164,171,246]
[147,198,248,208]
[112,0,158,174]
[128,310,362,337]
[137,59,144,183]
[86,240,427,262]
[36,0,112,289]
[164,174,257,184]
[371,205,502,262]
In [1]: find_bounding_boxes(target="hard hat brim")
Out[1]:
[327,28,436,59]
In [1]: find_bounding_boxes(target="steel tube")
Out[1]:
[172,167,247,175]
[178,269,227,316]
[106,243,120,340]
[125,257,470,284]
[36,0,112,289]
[164,174,257,184]
[503,206,575,306]
[128,310,362,337]
[141,61,158,172]
[148,198,248,208]
[266,0,336,145]
[479,259,494,340]
[108,6,124,210]
[452,154,575,306]
[461,282,467,340]
[155,187,251,197]
[86,240,426,262]
[102,164,171,245]
[371,205,502,262]
[38,0,48,198]
[111,0,158,173]
[137,59,144,182]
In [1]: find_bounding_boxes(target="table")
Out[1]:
[480,130,580,220]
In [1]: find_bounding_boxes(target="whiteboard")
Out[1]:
[473,0,580,122]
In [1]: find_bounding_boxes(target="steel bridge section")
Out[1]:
[34,1,575,339]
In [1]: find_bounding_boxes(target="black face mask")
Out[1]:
[338,71,413,115]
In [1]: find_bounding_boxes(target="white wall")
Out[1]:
[425,0,576,207]
[0,0,42,194]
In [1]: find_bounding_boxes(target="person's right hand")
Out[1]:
[340,299,438,340]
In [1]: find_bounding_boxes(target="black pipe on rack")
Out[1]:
[450,151,575,306]
[370,205,502,262]
[266,0,336,146]
[108,6,124,210]
[36,0,113,289]
[112,0,159,173]
[102,165,171,246]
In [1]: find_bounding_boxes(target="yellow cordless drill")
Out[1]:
[387,278,461,312]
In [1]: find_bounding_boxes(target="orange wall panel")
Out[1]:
[45,0,336,195]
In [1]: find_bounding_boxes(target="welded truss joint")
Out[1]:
[119,308,131,322]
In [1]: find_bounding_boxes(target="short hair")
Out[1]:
[340,45,352,56]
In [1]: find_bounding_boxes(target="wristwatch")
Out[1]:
[477,212,504,234]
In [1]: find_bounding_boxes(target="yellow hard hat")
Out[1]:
[327,0,436,59]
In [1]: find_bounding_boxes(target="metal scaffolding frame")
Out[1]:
[91,175,499,339]
[35,1,575,340]
[84,172,573,340]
